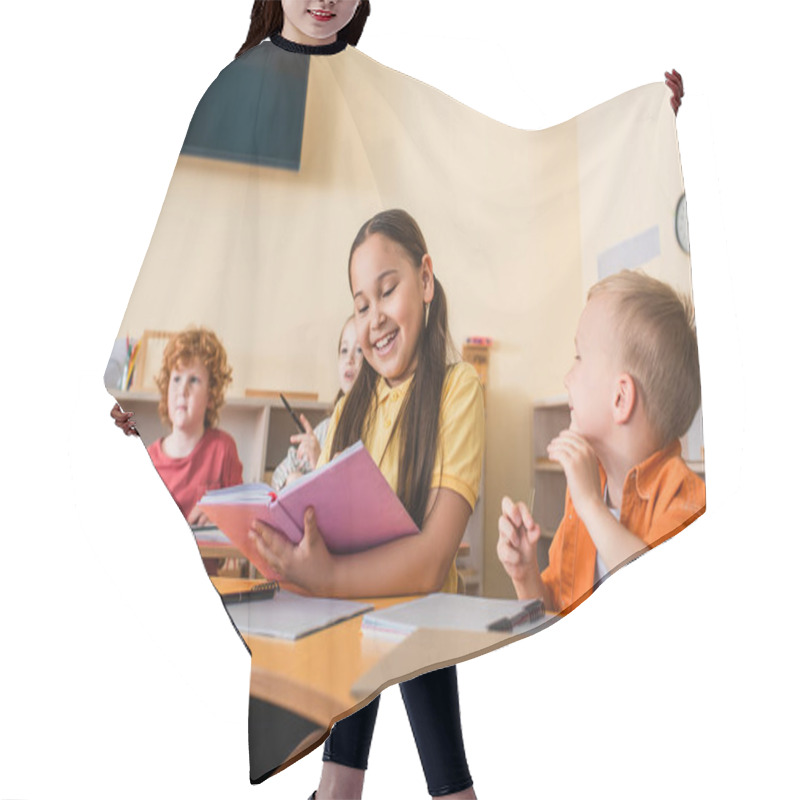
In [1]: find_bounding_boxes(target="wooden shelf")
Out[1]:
[111,391,330,483]
[534,458,563,473]
[538,454,704,477]
[533,394,569,409]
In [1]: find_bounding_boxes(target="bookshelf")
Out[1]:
[111,392,330,483]
[457,340,492,596]
[531,397,705,569]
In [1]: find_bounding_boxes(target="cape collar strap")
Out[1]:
[270,33,347,55]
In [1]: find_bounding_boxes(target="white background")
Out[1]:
[1,1,797,798]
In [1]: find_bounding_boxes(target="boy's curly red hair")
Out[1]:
[155,328,233,429]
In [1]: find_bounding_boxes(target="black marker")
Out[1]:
[280,393,306,433]
[487,599,545,632]
[221,581,280,605]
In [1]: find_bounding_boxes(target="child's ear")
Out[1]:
[613,373,636,424]
[421,254,435,304]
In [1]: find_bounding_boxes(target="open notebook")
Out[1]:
[361,593,548,640]
[224,590,372,641]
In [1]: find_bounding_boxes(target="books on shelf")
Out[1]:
[191,525,232,545]
[198,441,418,579]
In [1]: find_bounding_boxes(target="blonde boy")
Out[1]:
[498,270,705,613]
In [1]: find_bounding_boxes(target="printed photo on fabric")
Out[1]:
[105,24,704,782]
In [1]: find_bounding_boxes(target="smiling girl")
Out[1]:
[236,0,370,56]
[250,210,484,799]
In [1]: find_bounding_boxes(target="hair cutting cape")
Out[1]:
[106,37,704,782]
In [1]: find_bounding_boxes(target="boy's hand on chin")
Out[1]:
[547,430,603,521]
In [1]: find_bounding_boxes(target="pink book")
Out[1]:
[197,442,419,579]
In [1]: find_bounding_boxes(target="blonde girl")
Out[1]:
[271,314,363,490]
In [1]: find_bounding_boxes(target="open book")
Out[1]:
[198,442,419,578]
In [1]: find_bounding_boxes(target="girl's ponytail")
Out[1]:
[396,275,451,527]
[237,1,372,59]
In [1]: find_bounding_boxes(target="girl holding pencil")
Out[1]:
[250,209,484,799]
[271,314,362,490]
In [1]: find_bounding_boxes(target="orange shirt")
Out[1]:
[541,440,705,614]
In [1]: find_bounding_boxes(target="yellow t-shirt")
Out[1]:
[318,361,485,593]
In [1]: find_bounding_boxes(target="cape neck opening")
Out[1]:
[270,32,347,55]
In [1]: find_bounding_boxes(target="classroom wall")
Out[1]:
[115,63,683,600]
[577,83,692,294]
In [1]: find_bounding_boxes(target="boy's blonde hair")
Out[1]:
[155,327,233,429]
[589,270,700,444]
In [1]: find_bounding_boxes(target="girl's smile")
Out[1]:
[281,1,360,46]
[373,329,398,355]
[350,233,434,388]
[308,8,334,22]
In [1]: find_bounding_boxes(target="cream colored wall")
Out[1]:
[116,54,682,600]
[577,83,693,293]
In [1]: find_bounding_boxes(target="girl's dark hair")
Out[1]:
[237,1,371,58]
[332,210,455,529]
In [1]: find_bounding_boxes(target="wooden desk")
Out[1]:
[211,577,554,777]
[213,577,408,727]
[213,577,550,724]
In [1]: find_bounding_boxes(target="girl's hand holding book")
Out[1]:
[249,507,335,594]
